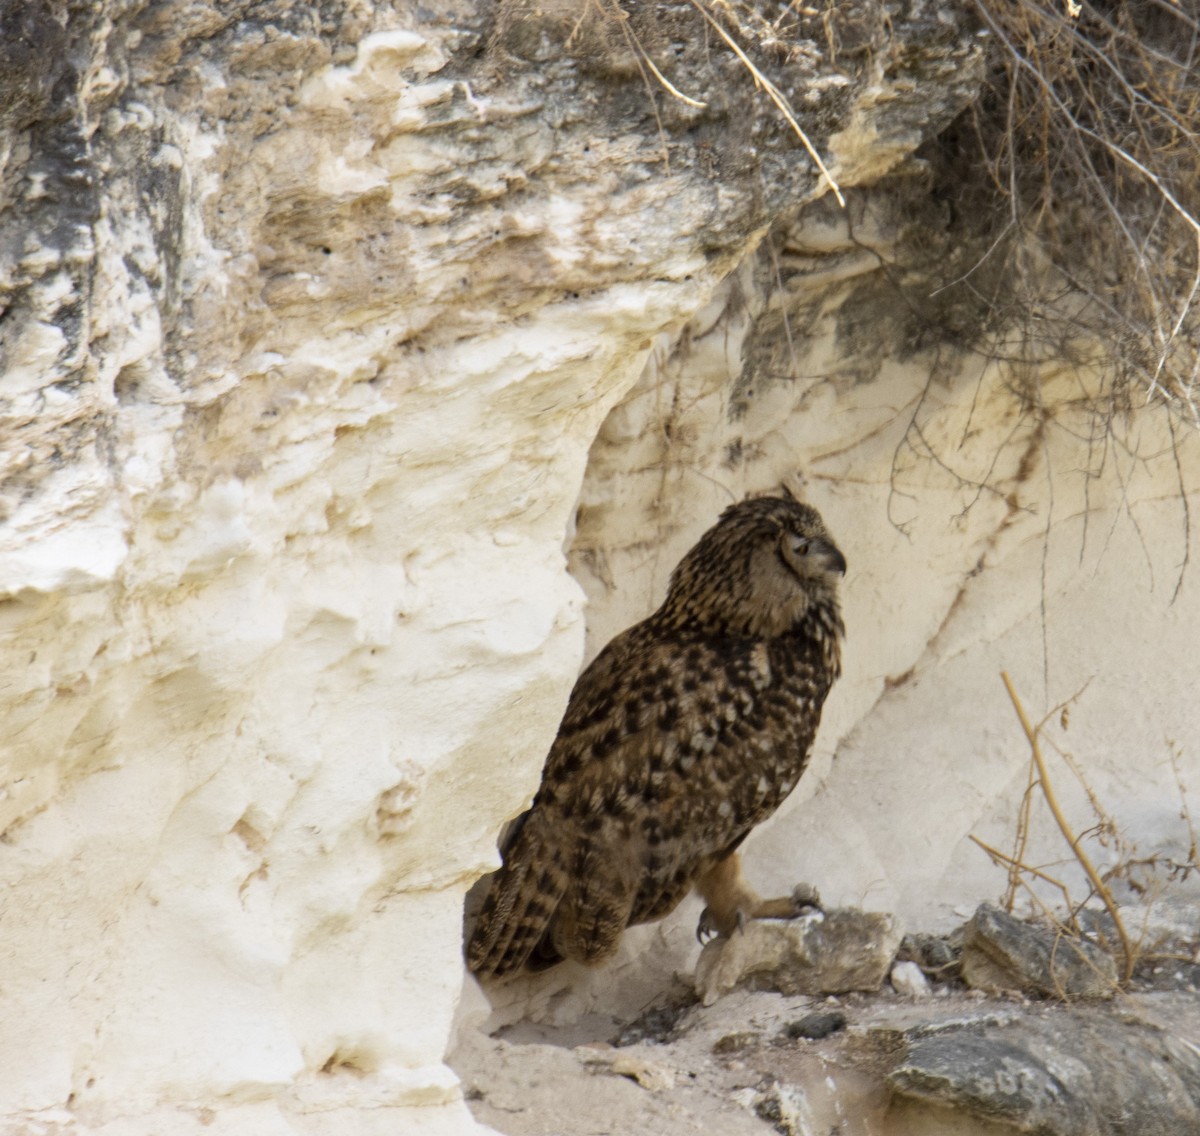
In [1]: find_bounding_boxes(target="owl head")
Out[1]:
[660,494,846,638]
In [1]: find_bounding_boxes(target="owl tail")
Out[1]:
[467,812,568,978]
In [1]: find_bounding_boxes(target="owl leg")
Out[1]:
[694,852,821,942]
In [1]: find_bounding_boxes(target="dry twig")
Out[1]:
[688,0,845,206]
[1000,672,1136,982]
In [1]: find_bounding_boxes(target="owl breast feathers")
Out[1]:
[467,494,846,978]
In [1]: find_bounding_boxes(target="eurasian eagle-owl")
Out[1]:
[468,494,845,977]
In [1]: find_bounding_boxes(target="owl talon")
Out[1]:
[696,903,752,944]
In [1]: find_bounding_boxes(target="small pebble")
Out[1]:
[610,1053,676,1092]
[783,1010,847,1040]
[890,960,931,999]
[712,1031,757,1055]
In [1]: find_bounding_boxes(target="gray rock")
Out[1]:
[899,930,961,976]
[962,903,1118,1000]
[782,1010,847,1040]
[887,1007,1200,1136]
[694,909,902,1005]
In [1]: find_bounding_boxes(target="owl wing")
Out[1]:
[467,624,823,976]
[467,625,670,977]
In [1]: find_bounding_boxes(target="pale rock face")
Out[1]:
[5,1,1195,1134]
[0,2,989,1133]
[482,188,1200,1028]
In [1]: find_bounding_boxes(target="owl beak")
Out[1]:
[814,538,846,577]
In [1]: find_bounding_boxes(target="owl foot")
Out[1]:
[694,852,822,943]
[695,882,822,943]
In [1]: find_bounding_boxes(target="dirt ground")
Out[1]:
[451,913,1200,1136]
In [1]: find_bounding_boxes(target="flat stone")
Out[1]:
[694,908,902,1005]
[887,1006,1200,1136]
[961,903,1118,1000]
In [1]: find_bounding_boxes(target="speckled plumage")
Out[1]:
[467,494,845,978]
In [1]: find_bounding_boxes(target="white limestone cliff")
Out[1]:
[1,3,1196,1135]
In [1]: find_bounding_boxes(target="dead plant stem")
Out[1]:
[1001,671,1135,981]
[971,834,1074,906]
[687,0,845,206]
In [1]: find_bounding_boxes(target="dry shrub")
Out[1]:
[974,674,1200,986]
[928,0,1200,420]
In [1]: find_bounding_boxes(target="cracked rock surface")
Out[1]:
[694,909,903,1004]
[889,1003,1200,1136]
[961,903,1119,1000]
[457,983,1200,1136]
[7,1,1200,1132]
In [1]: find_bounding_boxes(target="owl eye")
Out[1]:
[790,535,811,556]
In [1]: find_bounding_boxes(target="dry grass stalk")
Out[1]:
[600,0,708,109]
[970,834,1074,912]
[1167,739,1200,876]
[1001,747,1040,910]
[998,672,1136,982]
[687,0,846,206]
[591,0,845,200]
